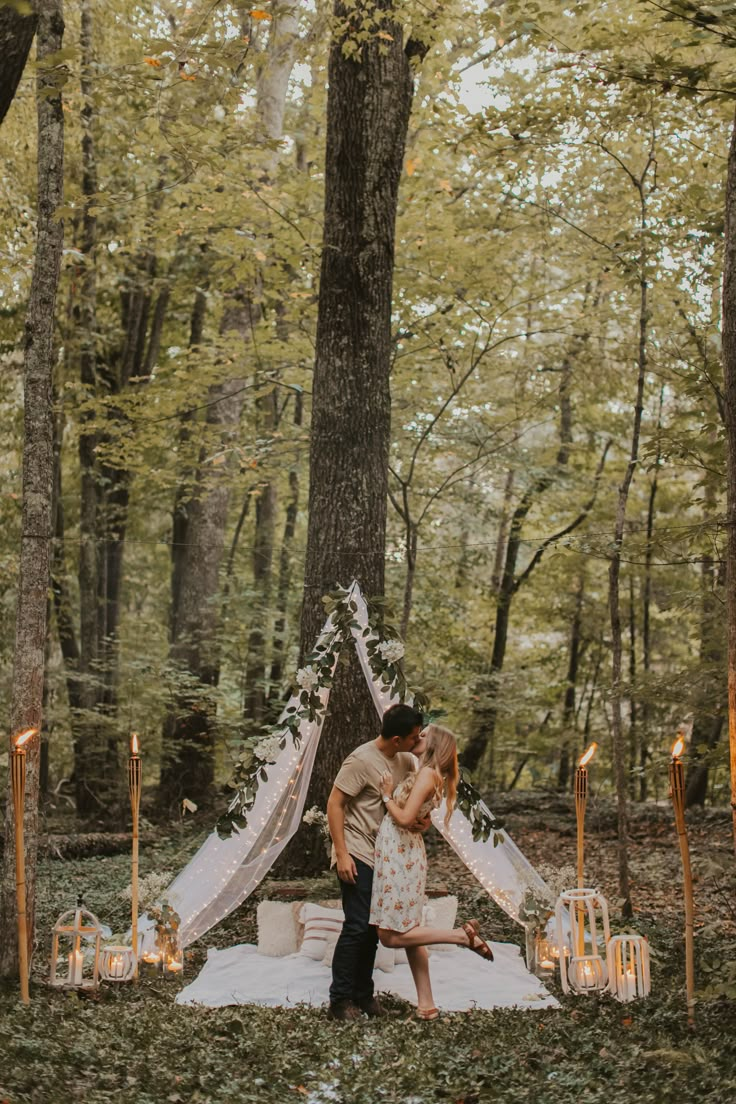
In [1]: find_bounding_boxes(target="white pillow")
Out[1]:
[257,901,301,957]
[321,931,395,973]
[425,895,458,955]
[298,902,345,960]
[393,895,459,963]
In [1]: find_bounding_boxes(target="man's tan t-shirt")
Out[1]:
[331,741,416,869]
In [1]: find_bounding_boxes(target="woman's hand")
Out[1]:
[380,771,394,800]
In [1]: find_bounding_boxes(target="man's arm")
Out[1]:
[326,786,357,884]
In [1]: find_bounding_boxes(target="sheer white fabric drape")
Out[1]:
[151,582,548,949]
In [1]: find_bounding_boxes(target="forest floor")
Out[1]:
[1,793,735,1104]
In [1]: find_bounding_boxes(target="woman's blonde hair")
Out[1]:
[420,724,459,826]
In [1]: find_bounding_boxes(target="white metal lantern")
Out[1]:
[49,897,103,989]
[555,887,610,995]
[606,934,651,1002]
[99,944,137,983]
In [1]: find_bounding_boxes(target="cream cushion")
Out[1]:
[256,901,303,957]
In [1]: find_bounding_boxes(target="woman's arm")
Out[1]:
[380,766,437,828]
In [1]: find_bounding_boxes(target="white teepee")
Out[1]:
[150,583,549,949]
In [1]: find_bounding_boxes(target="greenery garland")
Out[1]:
[216,585,495,843]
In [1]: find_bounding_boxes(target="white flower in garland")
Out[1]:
[302,805,328,830]
[296,664,320,691]
[253,734,282,763]
[376,639,405,664]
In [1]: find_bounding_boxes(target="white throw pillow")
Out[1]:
[299,902,345,960]
[257,901,301,957]
[425,895,459,955]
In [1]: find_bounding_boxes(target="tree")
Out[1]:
[285,2,429,871]
[0,0,37,127]
[0,0,64,978]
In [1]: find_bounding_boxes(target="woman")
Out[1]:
[369,723,493,1020]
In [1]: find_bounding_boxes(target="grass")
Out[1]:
[1,801,735,1104]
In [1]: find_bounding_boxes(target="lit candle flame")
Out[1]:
[578,742,597,768]
[130,732,140,756]
[14,727,37,749]
[671,736,685,760]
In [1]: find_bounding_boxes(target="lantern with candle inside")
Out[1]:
[49,897,102,989]
[606,934,651,1003]
[555,887,610,995]
[99,944,136,983]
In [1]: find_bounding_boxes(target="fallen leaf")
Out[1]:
[377,31,394,41]
[250,9,272,19]
[144,57,162,67]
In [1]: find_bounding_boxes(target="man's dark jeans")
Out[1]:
[329,857,378,1006]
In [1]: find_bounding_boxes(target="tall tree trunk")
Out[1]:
[0,0,64,977]
[243,391,278,731]
[640,388,663,801]
[0,1,37,126]
[558,572,584,790]
[721,106,736,848]
[282,4,427,874]
[74,0,106,817]
[608,146,655,915]
[491,469,515,595]
[269,393,303,693]
[628,572,638,784]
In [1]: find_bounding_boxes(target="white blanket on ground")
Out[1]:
[176,941,560,1012]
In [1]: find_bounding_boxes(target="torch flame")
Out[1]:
[14,727,37,749]
[578,742,597,768]
[671,736,685,760]
[130,732,140,756]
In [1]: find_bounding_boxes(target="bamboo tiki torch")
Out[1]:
[574,742,597,956]
[669,735,695,1025]
[128,733,142,977]
[11,727,36,1005]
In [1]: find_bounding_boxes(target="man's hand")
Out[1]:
[336,852,358,884]
[410,813,431,834]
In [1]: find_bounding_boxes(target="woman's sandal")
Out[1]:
[462,919,494,961]
[416,1006,440,1021]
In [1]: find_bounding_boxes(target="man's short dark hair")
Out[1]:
[381,703,424,739]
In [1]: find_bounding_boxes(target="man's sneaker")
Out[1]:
[357,996,386,1018]
[327,1000,362,1022]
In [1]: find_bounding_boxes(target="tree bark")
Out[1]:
[0,2,37,126]
[0,0,64,978]
[557,572,584,790]
[282,4,427,873]
[721,106,736,848]
[607,147,655,915]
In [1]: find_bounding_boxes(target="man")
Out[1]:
[326,702,425,1021]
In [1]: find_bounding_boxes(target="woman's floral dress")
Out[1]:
[369,772,439,932]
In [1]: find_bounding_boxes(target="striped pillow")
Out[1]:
[298,902,344,960]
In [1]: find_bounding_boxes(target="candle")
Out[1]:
[623,969,637,1000]
[109,954,124,979]
[128,733,142,978]
[69,949,84,985]
[165,957,183,973]
[540,958,555,971]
